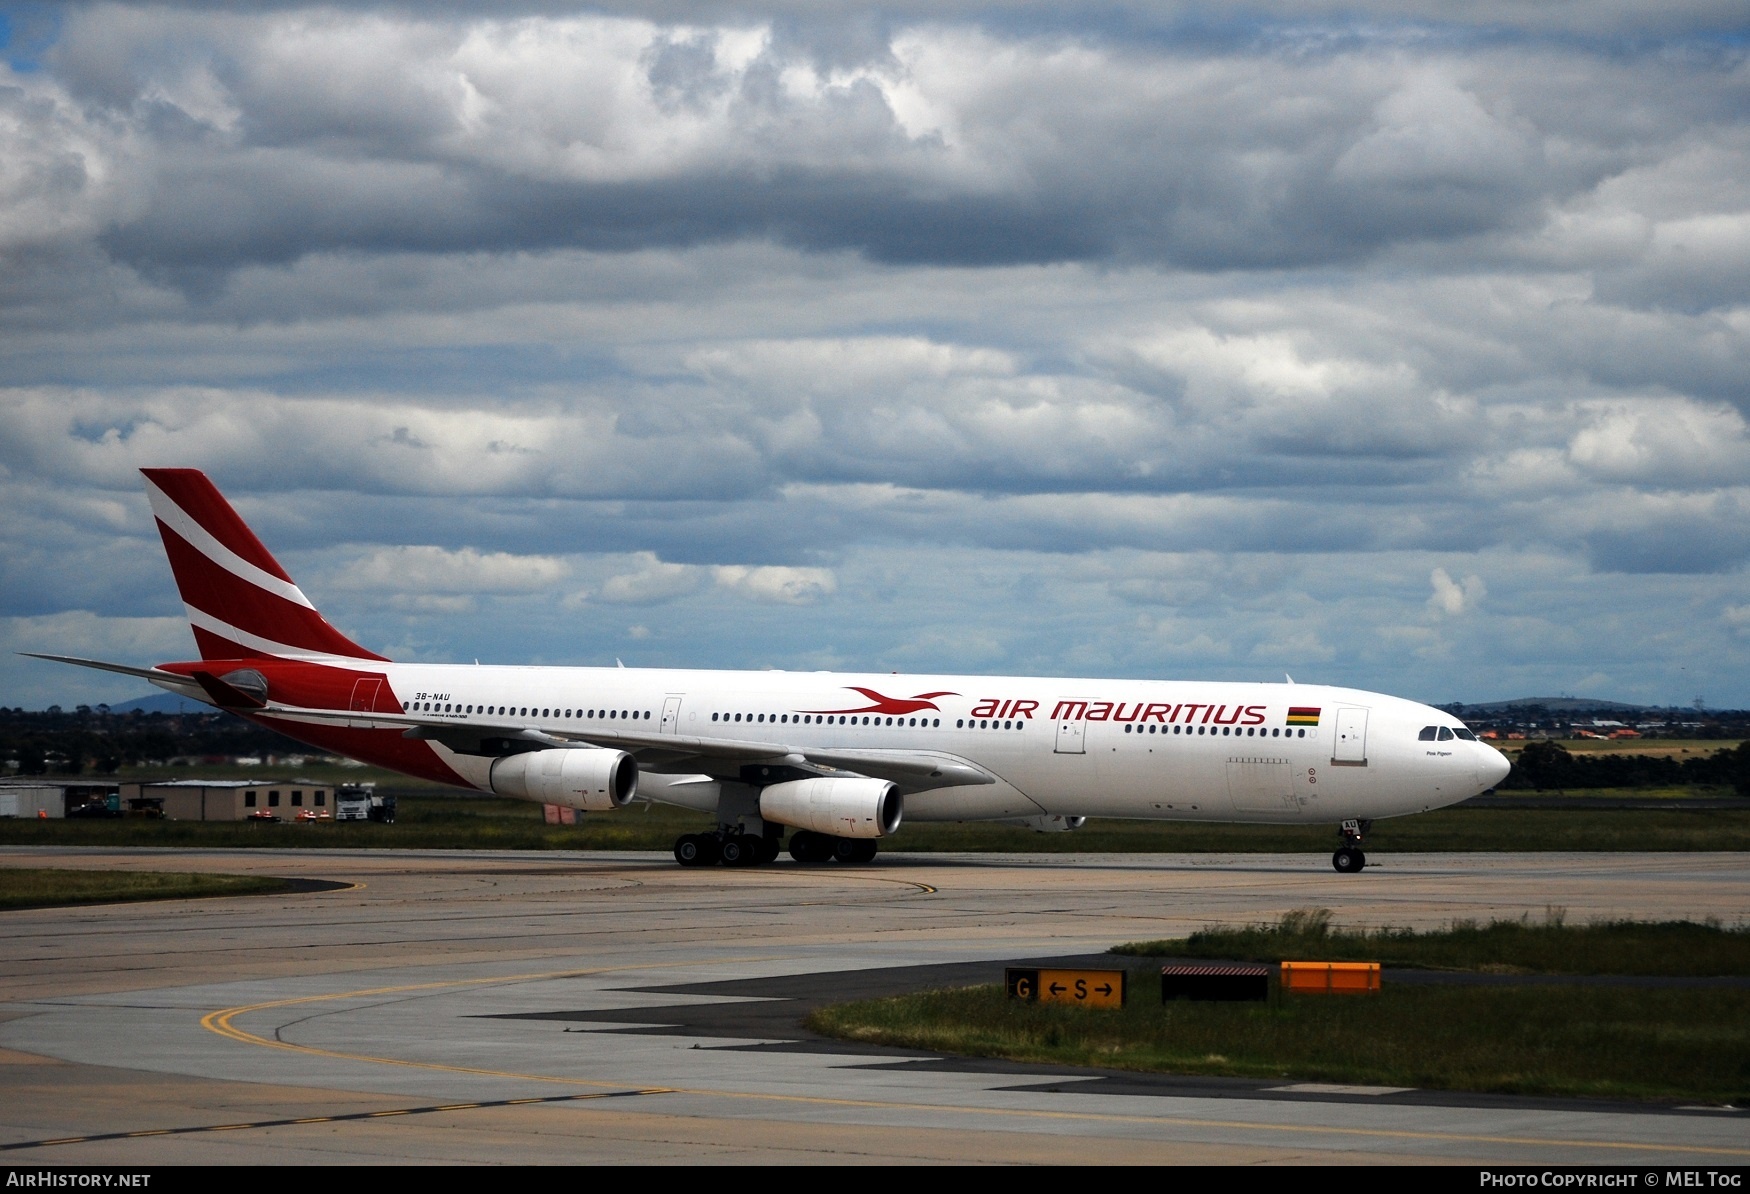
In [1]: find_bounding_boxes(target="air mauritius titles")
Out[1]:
[804,687,1322,726]
[972,698,1320,726]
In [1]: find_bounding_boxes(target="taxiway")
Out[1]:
[2,847,1746,1164]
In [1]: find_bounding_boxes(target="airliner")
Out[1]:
[30,469,1509,872]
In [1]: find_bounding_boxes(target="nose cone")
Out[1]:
[1479,744,1510,791]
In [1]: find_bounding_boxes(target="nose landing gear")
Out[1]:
[1332,818,1371,873]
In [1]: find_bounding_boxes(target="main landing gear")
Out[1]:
[670,828,878,867]
[785,829,876,865]
[1332,818,1371,873]
[671,829,784,867]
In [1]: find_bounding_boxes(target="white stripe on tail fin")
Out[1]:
[141,468,386,662]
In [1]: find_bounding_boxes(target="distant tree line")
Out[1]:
[1440,704,1750,740]
[0,708,307,775]
[1504,740,1750,796]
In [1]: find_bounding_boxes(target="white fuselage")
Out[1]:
[377,663,1505,826]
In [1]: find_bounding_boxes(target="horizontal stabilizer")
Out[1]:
[19,652,214,702]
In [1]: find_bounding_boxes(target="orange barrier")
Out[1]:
[1280,961,1380,993]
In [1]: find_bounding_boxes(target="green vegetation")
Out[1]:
[806,979,1750,1103]
[3,790,1750,851]
[0,867,290,911]
[1502,739,1750,794]
[809,912,1750,1102]
[1114,907,1750,975]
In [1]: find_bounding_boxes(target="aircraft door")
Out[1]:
[1053,702,1086,755]
[660,695,683,735]
[1333,708,1369,765]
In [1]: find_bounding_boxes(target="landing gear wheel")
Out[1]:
[758,835,781,864]
[788,830,831,864]
[1332,846,1366,873]
[719,835,750,866]
[674,834,708,867]
[831,837,878,864]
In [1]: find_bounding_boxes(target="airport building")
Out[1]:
[0,777,121,818]
[118,780,336,821]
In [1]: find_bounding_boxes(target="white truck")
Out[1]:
[334,784,396,823]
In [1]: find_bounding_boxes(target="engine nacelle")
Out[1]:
[759,776,902,840]
[489,748,637,811]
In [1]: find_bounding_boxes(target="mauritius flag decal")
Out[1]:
[1287,706,1321,727]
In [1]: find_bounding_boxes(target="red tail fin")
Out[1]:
[141,468,386,662]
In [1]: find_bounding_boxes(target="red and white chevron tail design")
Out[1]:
[141,468,386,662]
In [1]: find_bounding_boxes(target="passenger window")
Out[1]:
[1419,726,1438,740]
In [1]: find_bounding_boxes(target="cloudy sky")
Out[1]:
[4,1,1749,710]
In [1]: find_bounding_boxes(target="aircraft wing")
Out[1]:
[439,722,999,793]
[545,726,999,792]
[225,699,995,793]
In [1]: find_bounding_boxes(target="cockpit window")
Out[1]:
[1437,726,1455,741]
[1453,728,1477,741]
[1418,726,1438,740]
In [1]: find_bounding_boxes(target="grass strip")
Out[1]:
[806,979,1750,1104]
[1114,908,1750,976]
[0,867,291,911]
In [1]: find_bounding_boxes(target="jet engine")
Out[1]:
[759,776,902,839]
[489,748,637,811]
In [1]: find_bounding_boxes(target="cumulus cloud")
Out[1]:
[596,552,705,604]
[3,2,1750,708]
[4,609,188,663]
[1566,399,1750,487]
[589,554,836,605]
[7,6,1725,279]
[712,563,836,604]
[1428,567,1485,616]
[332,545,569,593]
[0,75,135,254]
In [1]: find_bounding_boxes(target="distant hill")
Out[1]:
[1451,697,1663,714]
[105,692,210,714]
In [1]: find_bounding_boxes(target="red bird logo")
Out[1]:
[802,688,957,716]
